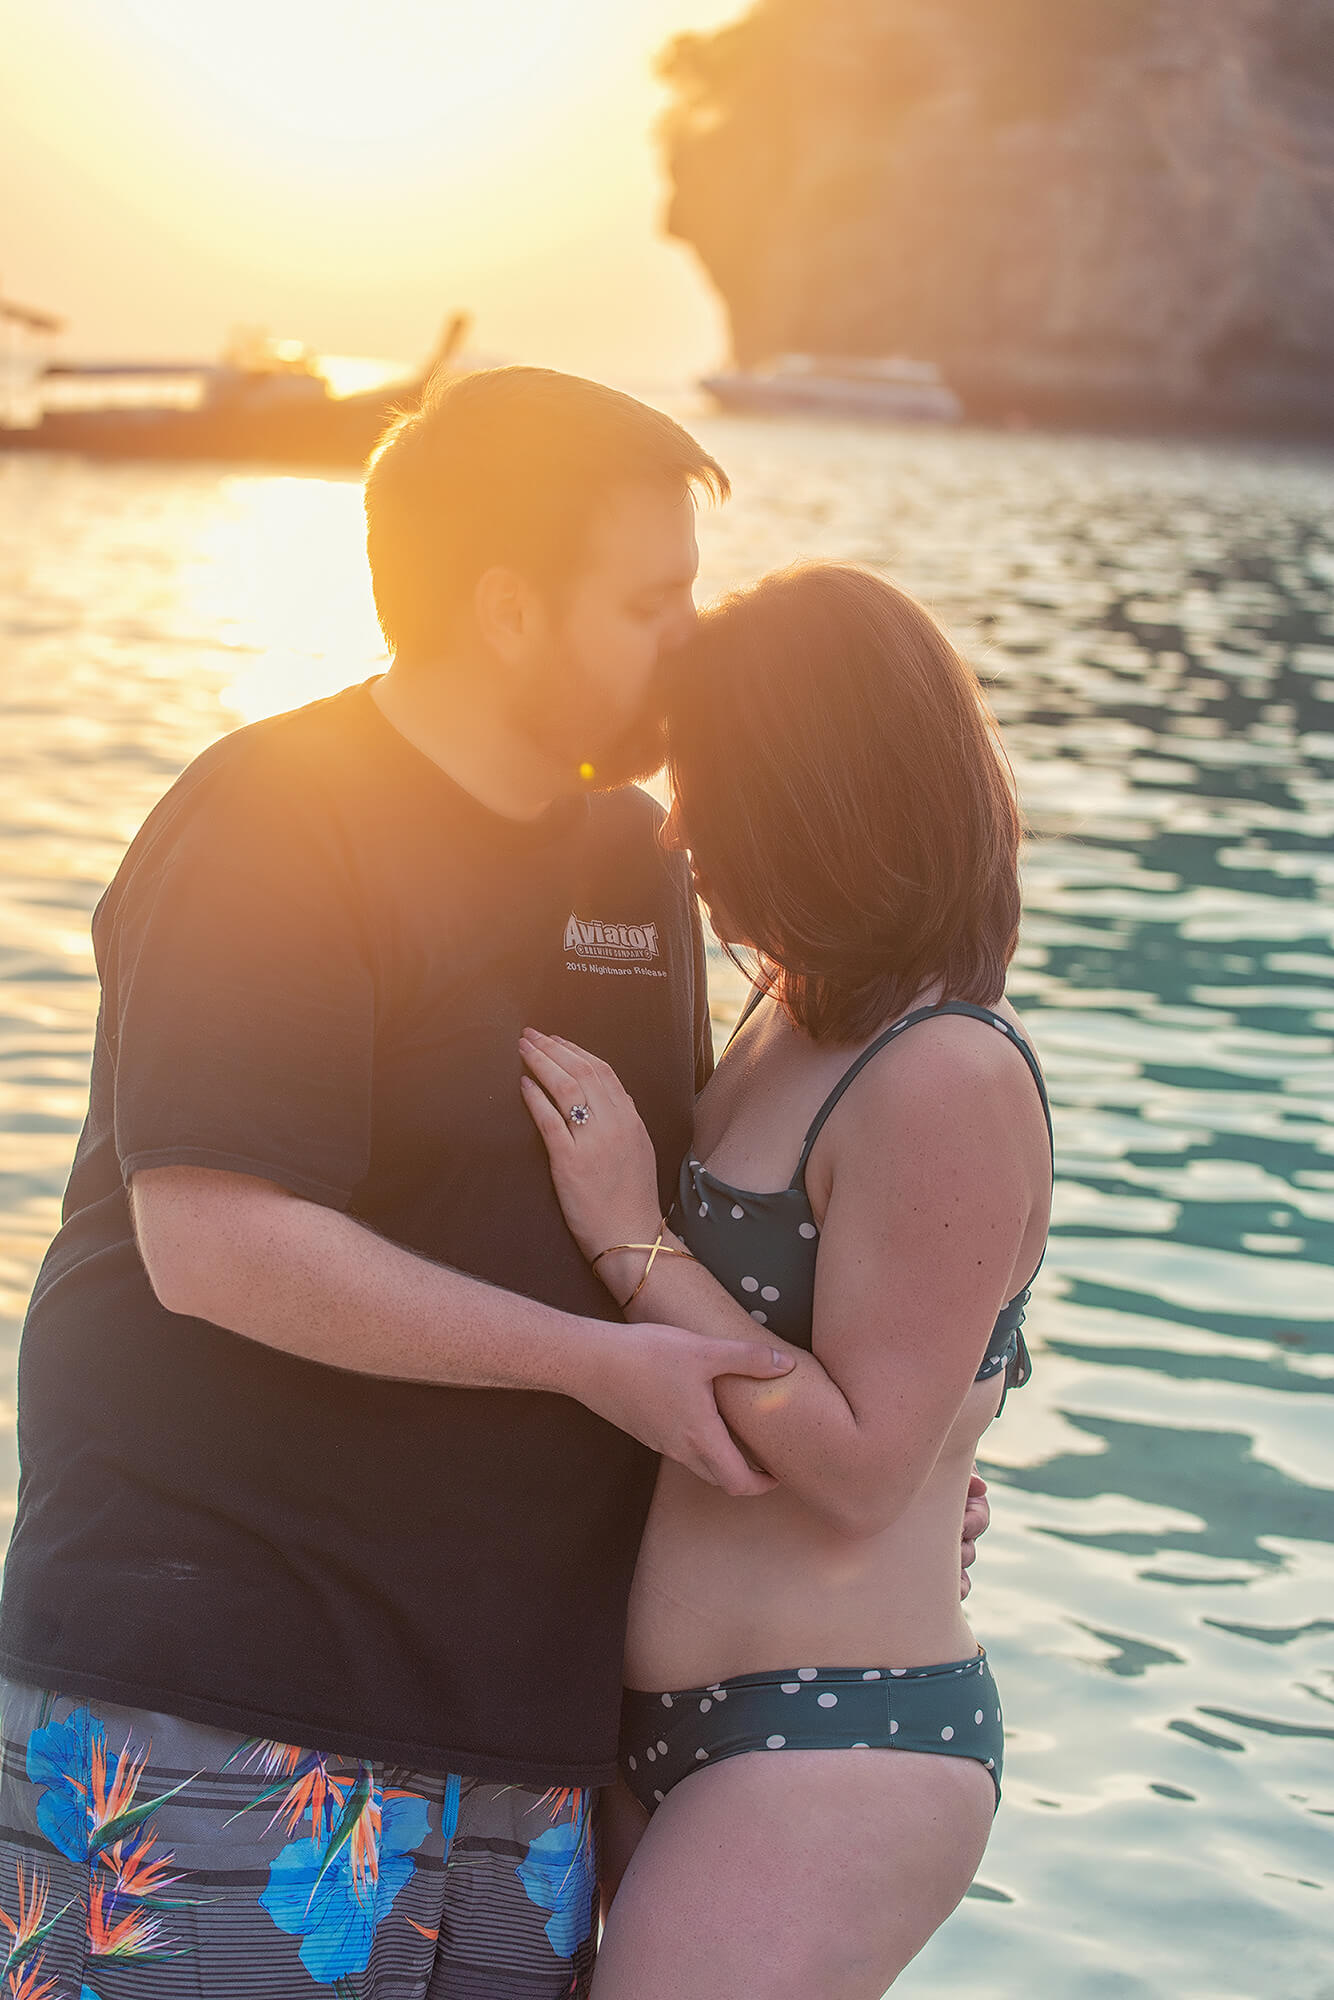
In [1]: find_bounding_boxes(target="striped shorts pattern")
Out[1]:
[0,1678,596,1998]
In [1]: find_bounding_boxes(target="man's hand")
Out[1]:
[575,1320,796,1498]
[960,1470,990,1600]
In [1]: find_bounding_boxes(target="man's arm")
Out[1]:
[131,1165,794,1496]
[112,765,793,1494]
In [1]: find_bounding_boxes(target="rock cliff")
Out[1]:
[658,0,1334,431]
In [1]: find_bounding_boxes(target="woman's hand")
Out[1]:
[519,1029,664,1264]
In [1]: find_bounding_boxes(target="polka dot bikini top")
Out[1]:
[668,999,1053,1403]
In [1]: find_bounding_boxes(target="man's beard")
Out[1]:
[507,644,669,792]
[586,707,668,790]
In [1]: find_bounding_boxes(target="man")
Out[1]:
[0,366,986,1998]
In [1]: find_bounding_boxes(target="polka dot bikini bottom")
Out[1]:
[619,1651,1003,1817]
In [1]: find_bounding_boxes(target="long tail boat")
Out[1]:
[0,312,471,470]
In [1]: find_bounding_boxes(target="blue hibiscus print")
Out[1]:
[516,1805,596,1960]
[26,1706,188,1869]
[26,1708,99,1862]
[260,1771,429,1983]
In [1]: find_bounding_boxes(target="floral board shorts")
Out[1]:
[0,1678,597,1999]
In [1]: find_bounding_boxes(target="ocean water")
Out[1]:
[1,415,1331,1998]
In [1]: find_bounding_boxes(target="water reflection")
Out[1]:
[1007,1413,1333,1570]
[1,425,1332,1995]
[698,423,1334,1995]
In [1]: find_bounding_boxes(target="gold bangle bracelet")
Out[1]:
[591,1241,660,1270]
[592,1222,696,1271]
[591,1220,694,1310]
[619,1239,663,1310]
[592,1241,697,1269]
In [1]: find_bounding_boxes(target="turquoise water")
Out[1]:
[1,419,1331,1997]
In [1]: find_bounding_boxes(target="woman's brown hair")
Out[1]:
[664,563,1022,1045]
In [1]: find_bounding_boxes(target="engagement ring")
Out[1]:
[568,1103,592,1127]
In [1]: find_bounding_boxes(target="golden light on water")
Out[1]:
[185,478,386,724]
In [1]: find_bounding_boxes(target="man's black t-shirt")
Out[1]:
[0,681,712,1786]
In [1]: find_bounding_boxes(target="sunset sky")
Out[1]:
[2,0,742,384]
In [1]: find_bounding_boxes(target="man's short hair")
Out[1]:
[364,366,729,664]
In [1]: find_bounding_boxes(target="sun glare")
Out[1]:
[112,0,579,174]
[6,0,742,376]
[180,476,386,725]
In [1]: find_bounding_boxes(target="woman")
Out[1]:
[518,564,1052,1998]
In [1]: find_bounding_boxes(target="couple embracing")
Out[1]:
[0,367,1050,1999]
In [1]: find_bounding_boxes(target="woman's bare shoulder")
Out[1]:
[810,1000,1046,1188]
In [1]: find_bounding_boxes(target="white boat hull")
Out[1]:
[702,371,962,424]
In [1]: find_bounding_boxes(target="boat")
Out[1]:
[701,353,963,423]
[1,292,66,338]
[0,313,473,469]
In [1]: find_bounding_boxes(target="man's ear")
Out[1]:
[474,565,538,664]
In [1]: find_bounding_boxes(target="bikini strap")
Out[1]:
[724,981,771,1050]
[792,1000,1054,1186]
